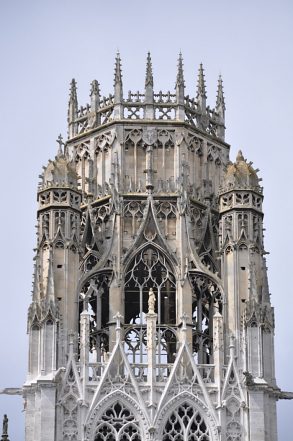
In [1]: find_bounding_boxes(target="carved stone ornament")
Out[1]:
[142,127,157,146]
[175,130,184,146]
[148,288,156,313]
[95,130,116,151]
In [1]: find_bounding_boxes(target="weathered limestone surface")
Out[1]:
[22,54,286,441]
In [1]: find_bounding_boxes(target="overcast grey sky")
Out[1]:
[0,1,292,440]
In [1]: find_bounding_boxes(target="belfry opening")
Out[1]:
[4,53,289,441]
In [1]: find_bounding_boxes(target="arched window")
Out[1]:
[124,247,177,366]
[189,274,222,364]
[79,273,111,361]
[125,246,176,325]
[94,402,141,441]
[162,403,210,441]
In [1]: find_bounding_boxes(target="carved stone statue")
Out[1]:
[148,288,156,314]
[2,414,8,435]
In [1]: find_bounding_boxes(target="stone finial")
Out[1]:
[145,52,154,87]
[216,74,225,112]
[69,78,78,105]
[236,150,245,162]
[114,52,123,112]
[68,79,78,138]
[90,80,100,108]
[176,52,185,87]
[90,79,100,97]
[144,53,154,117]
[175,52,185,119]
[148,288,156,314]
[114,51,122,86]
[196,63,207,99]
[56,134,64,156]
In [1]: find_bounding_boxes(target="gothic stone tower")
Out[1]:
[24,53,282,441]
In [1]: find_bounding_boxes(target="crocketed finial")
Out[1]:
[114,51,122,86]
[69,78,77,104]
[90,79,100,97]
[176,51,185,87]
[145,52,154,87]
[216,74,225,110]
[196,63,207,99]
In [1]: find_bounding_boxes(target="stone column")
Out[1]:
[80,309,90,401]
[146,288,157,420]
[213,303,224,395]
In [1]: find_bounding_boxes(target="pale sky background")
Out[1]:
[0,1,292,440]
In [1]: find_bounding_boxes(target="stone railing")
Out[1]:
[68,91,225,141]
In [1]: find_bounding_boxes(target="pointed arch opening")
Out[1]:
[94,401,142,441]
[124,245,177,367]
[162,402,210,441]
[189,273,223,364]
[78,272,112,363]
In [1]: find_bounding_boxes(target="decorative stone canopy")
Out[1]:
[222,150,262,192]
[40,137,79,189]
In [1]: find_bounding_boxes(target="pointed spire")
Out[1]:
[176,52,184,87]
[145,52,154,87]
[69,78,78,105]
[144,52,154,119]
[197,63,207,99]
[215,74,225,140]
[176,52,185,119]
[46,249,55,303]
[113,52,123,116]
[68,79,78,139]
[114,51,122,86]
[32,261,42,302]
[216,74,225,111]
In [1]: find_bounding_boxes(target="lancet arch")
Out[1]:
[188,272,224,364]
[78,271,113,360]
[124,244,177,366]
[157,393,219,441]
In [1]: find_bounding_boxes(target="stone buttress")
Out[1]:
[23,54,285,441]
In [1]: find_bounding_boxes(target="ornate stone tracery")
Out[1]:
[94,402,141,441]
[23,57,282,441]
[162,402,210,441]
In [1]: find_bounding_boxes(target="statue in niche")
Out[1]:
[2,414,8,435]
[148,288,156,314]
